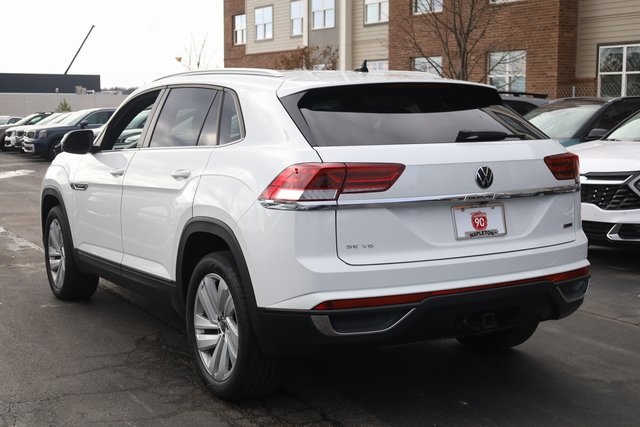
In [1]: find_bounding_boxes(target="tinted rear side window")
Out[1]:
[281,83,528,146]
[151,87,217,148]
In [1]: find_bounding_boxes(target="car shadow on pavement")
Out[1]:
[587,244,640,273]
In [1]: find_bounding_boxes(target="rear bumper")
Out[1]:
[255,271,589,356]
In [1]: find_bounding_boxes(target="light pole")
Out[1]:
[64,25,96,75]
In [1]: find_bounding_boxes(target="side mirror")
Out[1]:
[586,128,608,141]
[62,129,94,154]
[79,120,89,129]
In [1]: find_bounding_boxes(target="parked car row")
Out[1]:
[0,112,54,151]
[4,112,70,151]
[2,108,116,160]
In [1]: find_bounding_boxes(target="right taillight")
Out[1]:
[259,163,405,203]
[544,152,579,183]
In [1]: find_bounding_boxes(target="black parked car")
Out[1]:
[525,96,640,146]
[499,91,550,116]
[22,108,115,160]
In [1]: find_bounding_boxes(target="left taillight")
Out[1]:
[259,163,405,202]
[544,152,579,183]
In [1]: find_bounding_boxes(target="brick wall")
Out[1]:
[224,0,247,66]
[389,0,579,98]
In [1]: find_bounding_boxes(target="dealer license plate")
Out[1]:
[452,204,507,240]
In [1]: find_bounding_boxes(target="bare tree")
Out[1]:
[278,45,339,70]
[402,0,524,85]
[176,34,214,70]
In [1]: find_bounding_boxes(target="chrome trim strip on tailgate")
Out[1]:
[260,183,580,211]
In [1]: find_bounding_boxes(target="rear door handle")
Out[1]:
[171,169,191,179]
[110,168,125,177]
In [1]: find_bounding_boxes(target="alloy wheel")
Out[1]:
[47,219,65,289]
[193,273,239,381]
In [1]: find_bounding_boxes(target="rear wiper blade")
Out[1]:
[456,131,527,142]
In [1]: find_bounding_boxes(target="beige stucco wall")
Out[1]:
[246,0,304,55]
[576,0,640,79]
[351,1,389,69]
[0,93,127,116]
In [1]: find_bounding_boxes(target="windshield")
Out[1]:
[525,104,601,140]
[58,110,89,125]
[49,113,72,124]
[32,113,64,126]
[11,114,44,126]
[607,111,640,141]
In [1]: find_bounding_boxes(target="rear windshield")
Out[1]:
[281,83,544,146]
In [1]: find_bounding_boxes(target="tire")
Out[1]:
[456,321,539,352]
[186,252,281,400]
[44,206,99,300]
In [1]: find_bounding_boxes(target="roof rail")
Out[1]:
[154,68,284,81]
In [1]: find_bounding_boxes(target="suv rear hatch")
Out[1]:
[279,82,579,266]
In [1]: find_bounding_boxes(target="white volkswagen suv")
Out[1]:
[41,69,590,400]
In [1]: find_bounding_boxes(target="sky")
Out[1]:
[1,1,224,89]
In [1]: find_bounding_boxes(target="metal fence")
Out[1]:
[556,82,597,98]
[550,80,638,99]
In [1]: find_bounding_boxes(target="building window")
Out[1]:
[598,44,640,97]
[488,50,526,92]
[291,1,303,36]
[233,14,246,45]
[365,0,389,24]
[255,6,273,41]
[312,0,335,29]
[367,60,389,71]
[413,0,443,14]
[413,56,443,76]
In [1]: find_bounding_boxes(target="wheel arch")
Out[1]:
[176,218,266,347]
[41,187,68,245]
[41,187,94,281]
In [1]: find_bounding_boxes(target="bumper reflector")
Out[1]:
[312,266,590,310]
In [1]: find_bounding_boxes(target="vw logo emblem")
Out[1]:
[475,167,494,189]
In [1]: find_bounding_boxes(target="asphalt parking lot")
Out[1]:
[1,151,639,426]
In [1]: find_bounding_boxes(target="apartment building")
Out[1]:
[224,0,389,70]
[224,0,640,98]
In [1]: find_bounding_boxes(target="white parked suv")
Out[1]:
[41,69,590,400]
[570,110,640,244]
